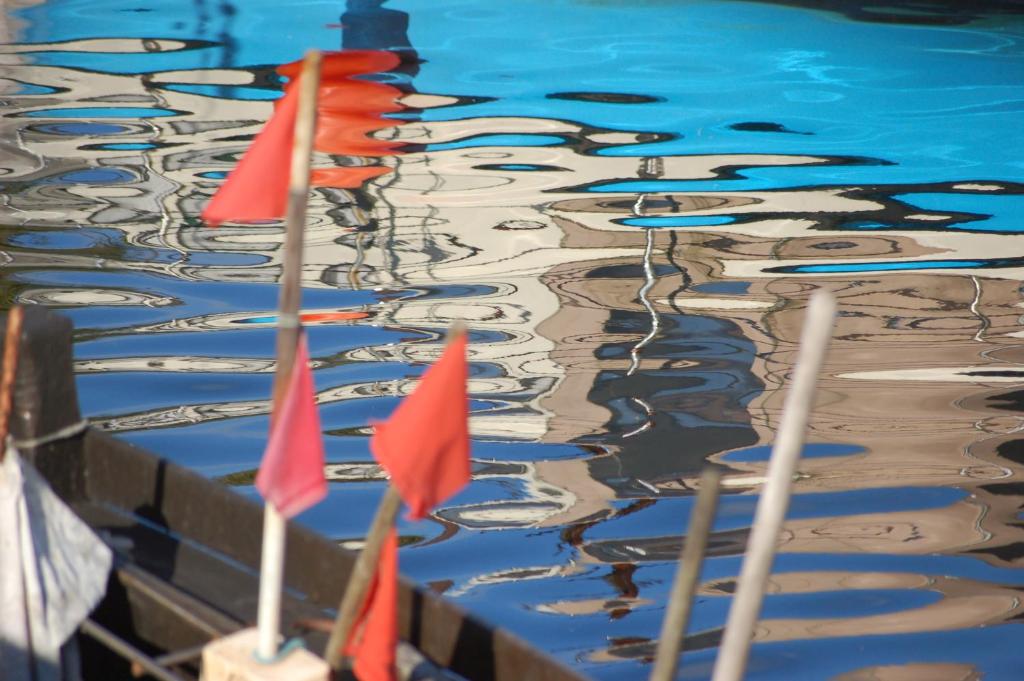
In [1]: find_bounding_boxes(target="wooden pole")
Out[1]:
[649,467,722,681]
[256,49,321,663]
[710,290,836,681]
[325,323,469,668]
[272,50,321,410]
[324,485,403,668]
[0,305,23,461]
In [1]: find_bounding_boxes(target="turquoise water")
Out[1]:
[4,1,1024,679]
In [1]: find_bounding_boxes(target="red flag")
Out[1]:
[370,333,470,520]
[255,333,327,517]
[201,78,300,226]
[344,529,398,681]
[281,51,407,190]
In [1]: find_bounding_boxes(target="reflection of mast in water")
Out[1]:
[624,158,665,438]
[329,0,421,292]
[626,159,663,377]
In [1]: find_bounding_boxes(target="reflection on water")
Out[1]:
[3,1,1024,679]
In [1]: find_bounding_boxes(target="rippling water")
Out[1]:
[3,1,1024,679]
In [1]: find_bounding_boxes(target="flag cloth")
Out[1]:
[0,445,112,681]
[255,333,327,517]
[370,332,470,520]
[344,529,398,681]
[201,77,300,226]
[280,51,407,191]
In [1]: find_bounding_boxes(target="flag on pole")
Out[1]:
[0,445,112,681]
[284,50,406,191]
[255,332,327,517]
[370,332,470,520]
[344,528,398,681]
[201,77,301,227]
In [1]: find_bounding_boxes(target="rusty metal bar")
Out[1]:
[0,305,24,460]
[80,618,187,681]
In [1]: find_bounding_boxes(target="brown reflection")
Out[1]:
[590,569,1023,663]
[702,571,1024,642]
[833,663,981,681]
[709,277,1024,569]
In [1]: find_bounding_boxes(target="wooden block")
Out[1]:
[201,628,329,681]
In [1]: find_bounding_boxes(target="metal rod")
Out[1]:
[0,305,24,460]
[256,504,287,660]
[80,619,186,681]
[649,467,722,681]
[153,642,208,668]
[324,484,403,668]
[711,291,837,681]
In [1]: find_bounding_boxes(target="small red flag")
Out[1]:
[345,529,398,681]
[255,333,327,517]
[370,333,470,520]
[201,78,300,226]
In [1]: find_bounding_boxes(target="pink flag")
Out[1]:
[255,333,327,517]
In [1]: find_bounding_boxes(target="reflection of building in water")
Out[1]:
[437,275,1024,643]
[10,39,1024,502]
[349,117,1024,655]
[362,119,1024,653]
[528,268,1024,654]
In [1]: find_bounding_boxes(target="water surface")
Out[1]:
[2,1,1024,679]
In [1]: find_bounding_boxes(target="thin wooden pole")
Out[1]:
[324,485,403,668]
[710,290,836,681]
[649,467,722,681]
[0,305,24,461]
[256,49,321,663]
[272,50,322,411]
[325,323,469,668]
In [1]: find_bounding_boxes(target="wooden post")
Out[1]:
[256,49,321,663]
[272,50,322,410]
[0,305,24,461]
[649,467,722,681]
[710,290,836,681]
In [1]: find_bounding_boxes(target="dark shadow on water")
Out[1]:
[750,0,1024,25]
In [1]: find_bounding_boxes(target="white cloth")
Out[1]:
[0,445,113,681]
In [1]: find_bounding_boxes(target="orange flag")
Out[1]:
[370,333,470,520]
[255,332,327,517]
[344,529,398,681]
[201,78,300,226]
[280,50,406,191]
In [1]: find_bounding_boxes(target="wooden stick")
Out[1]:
[325,323,469,668]
[0,305,24,461]
[649,467,722,681]
[325,484,403,668]
[271,49,322,412]
[710,290,836,681]
[256,49,321,663]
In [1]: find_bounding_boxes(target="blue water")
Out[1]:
[5,1,1024,680]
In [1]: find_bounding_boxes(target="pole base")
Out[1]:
[201,628,329,681]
